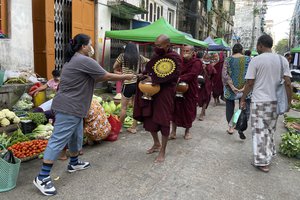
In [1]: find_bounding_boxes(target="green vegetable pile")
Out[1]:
[280,132,300,158]
[27,124,54,140]
[6,129,29,147]
[0,132,11,147]
[27,112,47,125]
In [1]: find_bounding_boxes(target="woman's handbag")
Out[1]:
[276,55,289,115]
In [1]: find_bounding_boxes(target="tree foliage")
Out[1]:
[275,39,289,55]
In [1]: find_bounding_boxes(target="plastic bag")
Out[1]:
[1,150,16,164]
[104,115,122,142]
[229,109,241,127]
[235,110,248,131]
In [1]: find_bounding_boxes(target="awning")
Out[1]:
[291,47,300,53]
[108,1,147,19]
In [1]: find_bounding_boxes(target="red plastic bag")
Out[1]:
[104,115,122,142]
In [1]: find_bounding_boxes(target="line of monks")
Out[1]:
[133,34,224,163]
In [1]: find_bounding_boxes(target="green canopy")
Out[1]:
[291,47,300,53]
[214,38,230,48]
[105,18,208,48]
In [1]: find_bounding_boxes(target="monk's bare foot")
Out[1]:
[168,132,176,140]
[154,152,165,163]
[146,145,161,154]
[127,127,137,134]
[184,132,192,140]
[198,115,204,121]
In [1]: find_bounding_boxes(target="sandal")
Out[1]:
[168,133,176,140]
[252,163,270,173]
[226,130,234,135]
[146,146,161,154]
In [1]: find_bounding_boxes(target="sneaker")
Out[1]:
[238,131,246,140]
[33,176,57,196]
[67,160,90,173]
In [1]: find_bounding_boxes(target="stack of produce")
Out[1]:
[7,140,48,159]
[102,100,121,116]
[280,115,300,158]
[27,124,54,140]
[123,106,134,128]
[13,93,34,110]
[93,95,103,104]
[0,109,20,127]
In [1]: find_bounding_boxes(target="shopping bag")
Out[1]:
[235,110,248,131]
[229,109,241,128]
[104,115,122,142]
[276,55,289,115]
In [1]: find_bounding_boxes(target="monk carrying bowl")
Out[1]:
[138,81,160,100]
[176,82,189,98]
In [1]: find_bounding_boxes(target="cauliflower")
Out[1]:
[0,111,5,120]
[13,116,20,124]
[1,109,10,114]
[1,118,10,127]
[5,111,16,120]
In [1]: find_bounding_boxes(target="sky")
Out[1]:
[265,0,297,44]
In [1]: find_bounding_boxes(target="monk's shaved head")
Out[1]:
[156,34,170,44]
[154,34,171,55]
[182,45,194,51]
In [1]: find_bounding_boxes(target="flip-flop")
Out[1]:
[226,130,234,135]
[251,163,270,173]
[146,147,161,154]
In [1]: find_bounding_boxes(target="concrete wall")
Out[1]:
[0,0,34,71]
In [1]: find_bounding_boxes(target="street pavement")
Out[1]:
[1,102,300,200]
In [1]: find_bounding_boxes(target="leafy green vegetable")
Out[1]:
[280,132,300,158]
[27,112,47,125]
[7,129,29,147]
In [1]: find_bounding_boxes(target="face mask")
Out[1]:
[154,47,166,56]
[88,46,94,57]
[183,53,192,60]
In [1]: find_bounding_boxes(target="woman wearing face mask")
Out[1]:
[113,42,149,134]
[33,33,134,196]
[170,45,201,140]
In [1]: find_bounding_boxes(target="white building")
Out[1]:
[233,0,266,50]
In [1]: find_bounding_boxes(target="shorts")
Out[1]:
[122,83,136,98]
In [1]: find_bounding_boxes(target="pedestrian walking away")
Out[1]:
[240,34,292,173]
[222,43,251,139]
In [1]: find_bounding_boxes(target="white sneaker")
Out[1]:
[33,176,57,196]
[67,160,90,173]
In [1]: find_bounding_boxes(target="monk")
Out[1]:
[169,45,201,140]
[197,52,216,121]
[133,34,181,162]
[212,52,225,106]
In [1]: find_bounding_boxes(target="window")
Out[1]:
[0,0,7,36]
[168,9,173,25]
[141,0,145,20]
[157,7,160,19]
[146,0,149,21]
[161,6,163,16]
[149,3,153,22]
[154,3,156,21]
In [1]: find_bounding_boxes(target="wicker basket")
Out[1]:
[20,154,39,162]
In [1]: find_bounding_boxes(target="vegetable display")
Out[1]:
[26,112,47,125]
[28,124,54,140]
[280,132,300,158]
[7,129,29,147]
[0,109,20,127]
[8,140,48,159]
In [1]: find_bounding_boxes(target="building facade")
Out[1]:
[233,0,267,50]
[290,0,300,48]
[177,0,235,43]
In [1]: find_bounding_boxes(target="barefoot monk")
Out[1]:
[133,34,181,162]
[170,45,201,140]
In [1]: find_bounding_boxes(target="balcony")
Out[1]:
[107,0,147,17]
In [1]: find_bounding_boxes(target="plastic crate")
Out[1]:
[20,120,36,134]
